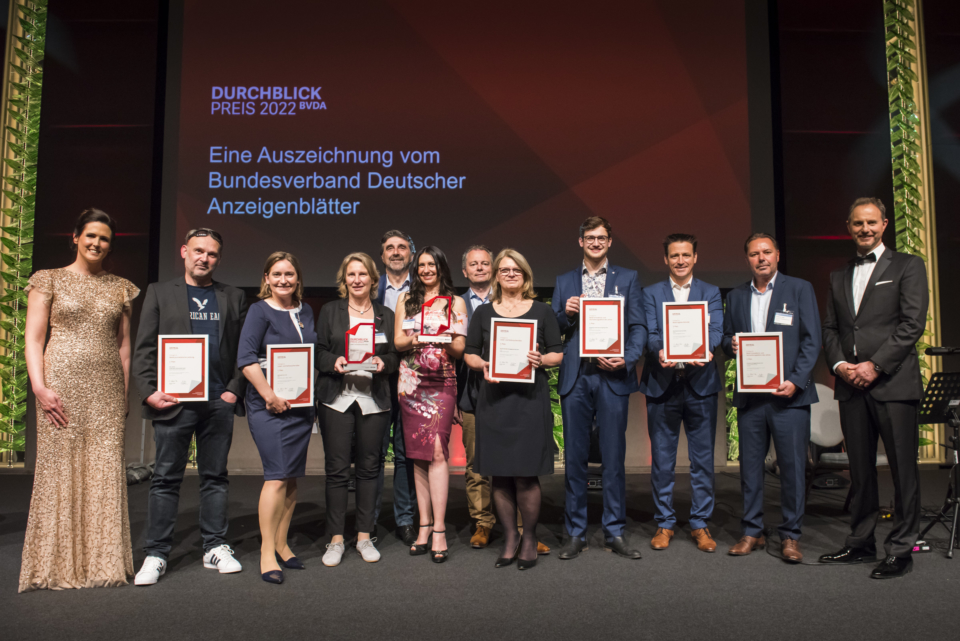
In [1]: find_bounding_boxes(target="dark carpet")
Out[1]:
[2,469,958,641]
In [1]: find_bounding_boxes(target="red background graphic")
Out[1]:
[164,0,756,287]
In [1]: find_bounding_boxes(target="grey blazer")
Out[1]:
[132,277,249,420]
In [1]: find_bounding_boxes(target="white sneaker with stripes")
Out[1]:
[203,545,242,573]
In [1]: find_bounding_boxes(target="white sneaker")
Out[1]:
[134,556,166,586]
[323,541,346,567]
[203,545,242,573]
[356,538,381,563]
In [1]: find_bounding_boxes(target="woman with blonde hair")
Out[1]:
[238,251,317,583]
[464,249,562,570]
[315,252,398,566]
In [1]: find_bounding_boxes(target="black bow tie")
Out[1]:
[853,253,877,266]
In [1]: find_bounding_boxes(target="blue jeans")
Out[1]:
[374,406,416,527]
[144,399,235,560]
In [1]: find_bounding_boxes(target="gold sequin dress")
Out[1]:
[19,269,139,592]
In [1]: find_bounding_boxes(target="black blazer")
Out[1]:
[315,299,399,409]
[822,248,928,402]
[132,277,249,420]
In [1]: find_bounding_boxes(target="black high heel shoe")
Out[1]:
[495,541,521,568]
[517,556,537,571]
[409,523,434,556]
[431,531,449,564]
[276,551,305,570]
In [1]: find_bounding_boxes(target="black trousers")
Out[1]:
[839,392,920,558]
[319,401,391,536]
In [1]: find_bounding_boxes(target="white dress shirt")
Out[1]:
[749,271,778,333]
[670,277,692,303]
[853,243,885,314]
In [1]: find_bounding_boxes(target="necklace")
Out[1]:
[349,302,372,315]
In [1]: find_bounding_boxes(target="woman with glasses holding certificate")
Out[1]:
[238,251,317,584]
[315,252,398,567]
[463,249,563,570]
[394,246,468,563]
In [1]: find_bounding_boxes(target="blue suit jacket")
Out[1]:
[721,272,821,409]
[639,278,723,398]
[552,264,646,397]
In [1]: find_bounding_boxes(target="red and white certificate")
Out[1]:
[267,344,314,408]
[345,322,377,371]
[579,297,623,358]
[158,335,208,401]
[489,317,537,384]
[736,332,784,393]
[663,301,709,362]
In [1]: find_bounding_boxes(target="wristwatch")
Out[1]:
[874,363,883,373]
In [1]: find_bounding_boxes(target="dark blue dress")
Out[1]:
[237,300,317,480]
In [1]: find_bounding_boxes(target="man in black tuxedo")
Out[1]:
[820,197,929,579]
[131,228,249,585]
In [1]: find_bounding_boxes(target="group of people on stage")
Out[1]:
[18,196,928,592]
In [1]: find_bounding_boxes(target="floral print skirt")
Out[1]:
[398,360,457,461]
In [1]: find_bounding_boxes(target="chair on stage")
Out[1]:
[806,383,887,510]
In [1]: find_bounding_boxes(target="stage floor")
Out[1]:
[3,470,958,641]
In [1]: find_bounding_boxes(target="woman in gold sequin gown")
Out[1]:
[19,210,139,592]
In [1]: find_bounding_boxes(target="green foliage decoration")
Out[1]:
[725,355,739,461]
[0,1,46,454]
[884,0,935,447]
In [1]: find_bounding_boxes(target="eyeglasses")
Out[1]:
[498,268,524,276]
[186,228,223,247]
[583,235,610,245]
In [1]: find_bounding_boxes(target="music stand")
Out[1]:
[918,372,960,557]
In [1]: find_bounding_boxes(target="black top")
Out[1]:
[315,298,399,409]
[187,283,225,398]
[464,300,562,477]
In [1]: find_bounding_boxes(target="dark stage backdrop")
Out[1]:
[159,0,776,288]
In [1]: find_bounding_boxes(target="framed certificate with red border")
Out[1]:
[579,297,623,358]
[489,317,537,384]
[158,335,208,401]
[267,344,314,408]
[736,332,784,393]
[662,301,709,363]
[345,322,377,371]
[419,295,453,343]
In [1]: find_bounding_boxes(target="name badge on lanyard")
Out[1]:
[774,304,793,326]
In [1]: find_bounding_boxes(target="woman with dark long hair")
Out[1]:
[393,246,468,562]
[20,209,140,591]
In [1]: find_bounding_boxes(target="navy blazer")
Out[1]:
[551,263,646,397]
[639,278,724,398]
[721,272,821,409]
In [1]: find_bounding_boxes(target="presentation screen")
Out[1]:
[160,0,773,287]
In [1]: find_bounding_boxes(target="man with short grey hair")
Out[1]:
[458,245,495,547]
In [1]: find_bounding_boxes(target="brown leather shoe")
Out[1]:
[728,535,766,556]
[470,525,491,549]
[537,541,551,555]
[690,528,717,553]
[650,527,674,550]
[781,538,803,563]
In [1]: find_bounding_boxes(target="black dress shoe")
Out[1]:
[603,536,642,559]
[818,546,877,565]
[395,524,417,547]
[517,556,537,570]
[557,536,588,560]
[870,555,913,579]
